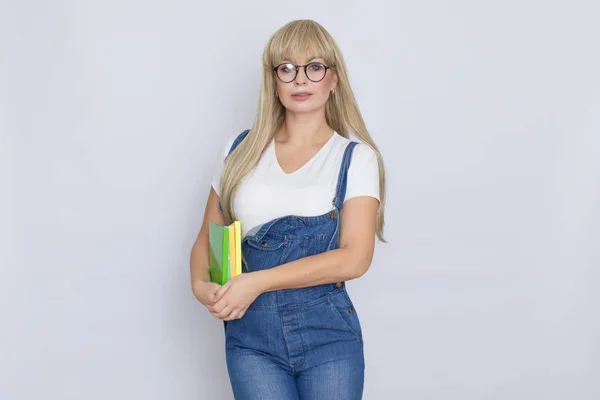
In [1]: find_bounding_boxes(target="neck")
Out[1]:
[277,109,333,145]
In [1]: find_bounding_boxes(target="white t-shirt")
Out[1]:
[212,131,380,238]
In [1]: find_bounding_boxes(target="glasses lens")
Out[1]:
[276,63,296,82]
[306,63,326,82]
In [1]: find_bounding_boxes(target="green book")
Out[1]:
[209,222,230,285]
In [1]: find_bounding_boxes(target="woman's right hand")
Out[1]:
[192,280,221,307]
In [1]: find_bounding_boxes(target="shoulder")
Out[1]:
[342,134,380,202]
[352,142,377,164]
[218,128,250,159]
[333,132,378,164]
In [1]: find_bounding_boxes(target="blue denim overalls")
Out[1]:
[221,130,364,400]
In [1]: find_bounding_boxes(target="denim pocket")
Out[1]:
[243,236,288,271]
[245,236,287,251]
[327,291,363,342]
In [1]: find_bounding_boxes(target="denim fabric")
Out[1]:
[222,131,364,399]
[217,129,250,212]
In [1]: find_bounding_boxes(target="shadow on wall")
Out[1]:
[166,258,233,399]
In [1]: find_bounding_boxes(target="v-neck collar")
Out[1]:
[271,131,337,176]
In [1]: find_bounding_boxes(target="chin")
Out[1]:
[283,102,324,114]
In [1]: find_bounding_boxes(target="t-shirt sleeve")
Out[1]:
[211,135,236,196]
[344,143,381,203]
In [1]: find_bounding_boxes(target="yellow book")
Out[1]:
[228,223,236,278]
[234,221,242,275]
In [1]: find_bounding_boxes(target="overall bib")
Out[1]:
[222,130,365,400]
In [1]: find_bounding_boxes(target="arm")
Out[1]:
[256,196,379,291]
[190,187,226,301]
[210,196,379,320]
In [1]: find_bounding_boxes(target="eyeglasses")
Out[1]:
[273,62,336,83]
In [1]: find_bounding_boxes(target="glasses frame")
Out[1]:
[273,62,336,83]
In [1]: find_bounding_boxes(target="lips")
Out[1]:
[292,92,312,96]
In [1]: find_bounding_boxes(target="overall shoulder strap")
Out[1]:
[218,129,249,212]
[332,141,359,212]
[225,129,250,159]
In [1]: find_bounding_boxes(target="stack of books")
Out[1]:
[209,221,242,285]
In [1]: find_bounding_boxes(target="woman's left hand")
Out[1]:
[208,272,264,321]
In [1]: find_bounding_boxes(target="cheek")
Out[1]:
[277,84,297,100]
[317,76,335,95]
[315,83,332,100]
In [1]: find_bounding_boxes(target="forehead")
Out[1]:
[271,40,331,65]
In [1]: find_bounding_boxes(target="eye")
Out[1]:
[308,63,324,71]
[278,63,296,73]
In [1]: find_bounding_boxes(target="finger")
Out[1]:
[210,305,226,319]
[237,306,249,320]
[208,288,217,303]
[214,287,227,303]
[208,299,226,314]
[214,284,229,303]
[205,293,216,306]
[218,305,233,320]
[202,283,220,306]
[224,309,240,321]
[226,306,247,321]
[210,283,220,295]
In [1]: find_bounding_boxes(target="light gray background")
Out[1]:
[1,1,598,399]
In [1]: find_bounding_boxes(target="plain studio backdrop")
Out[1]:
[1,1,598,399]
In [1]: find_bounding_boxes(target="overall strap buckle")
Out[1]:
[330,196,338,219]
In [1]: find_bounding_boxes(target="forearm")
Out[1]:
[254,247,370,293]
[190,188,225,290]
[190,234,211,286]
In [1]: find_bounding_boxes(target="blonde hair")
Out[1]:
[219,19,387,242]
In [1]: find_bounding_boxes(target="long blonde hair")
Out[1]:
[220,19,387,242]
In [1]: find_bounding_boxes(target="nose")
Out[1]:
[294,67,308,85]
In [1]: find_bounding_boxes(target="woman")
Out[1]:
[190,19,386,399]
